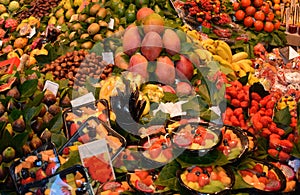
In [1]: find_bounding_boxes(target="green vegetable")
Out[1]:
[114,2,125,17]
[125,4,136,23]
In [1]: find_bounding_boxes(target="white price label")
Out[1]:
[70,92,96,107]
[43,80,59,96]
[102,52,114,64]
[27,27,36,39]
[108,18,114,30]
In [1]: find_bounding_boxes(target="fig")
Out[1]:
[12,115,25,133]
[7,99,16,112]
[0,102,5,116]
[2,146,16,162]
[0,112,8,123]
[31,117,44,134]
[29,135,42,150]
[60,94,71,107]
[43,112,53,124]
[42,91,56,106]
[6,86,20,99]
[38,104,47,117]
[22,144,32,156]
[48,104,61,116]
[40,129,52,143]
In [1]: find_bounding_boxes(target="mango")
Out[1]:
[87,23,100,35]
[114,52,129,70]
[65,9,75,20]
[143,13,164,34]
[129,53,148,79]
[163,29,180,56]
[89,4,101,16]
[155,56,175,84]
[136,7,154,22]
[123,25,141,56]
[141,31,162,61]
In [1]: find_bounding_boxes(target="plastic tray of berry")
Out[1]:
[9,142,61,194]
[63,99,110,139]
[21,165,94,195]
[59,116,126,162]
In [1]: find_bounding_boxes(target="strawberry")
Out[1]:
[269,133,280,140]
[225,107,234,117]
[240,101,248,108]
[45,162,57,176]
[239,170,253,177]
[251,92,261,101]
[148,145,162,159]
[36,169,47,181]
[268,149,279,158]
[223,120,232,125]
[287,134,295,142]
[231,99,240,107]
[135,170,149,180]
[253,164,263,173]
[62,147,70,155]
[237,93,245,101]
[162,148,173,160]
[266,101,275,109]
[230,115,240,126]
[78,134,90,143]
[70,123,80,136]
[225,94,231,101]
[280,140,293,153]
[269,138,281,149]
[278,151,291,162]
[253,121,263,131]
[198,173,209,187]
[227,89,237,98]
[265,109,273,117]
[186,173,198,182]
[233,108,243,116]
[277,128,285,136]
[259,99,267,107]
[261,128,271,138]
[249,107,258,115]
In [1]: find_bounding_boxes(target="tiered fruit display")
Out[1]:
[232,0,281,32]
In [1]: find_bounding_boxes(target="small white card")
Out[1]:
[102,52,114,64]
[43,80,59,96]
[70,92,96,107]
[27,27,36,39]
[0,40,2,47]
[108,18,114,30]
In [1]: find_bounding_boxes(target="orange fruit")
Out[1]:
[264,21,274,32]
[245,6,256,16]
[266,12,275,21]
[232,2,240,11]
[274,20,281,30]
[241,0,251,8]
[254,11,265,21]
[244,16,254,27]
[261,3,270,14]
[254,20,264,31]
[273,3,281,11]
[275,10,281,16]
[273,0,280,4]
[235,10,246,21]
[253,0,263,7]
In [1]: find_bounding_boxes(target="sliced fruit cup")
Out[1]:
[9,142,61,194]
[63,99,110,139]
[139,134,175,168]
[96,181,132,195]
[217,125,249,163]
[59,116,126,163]
[237,159,286,193]
[112,145,143,172]
[271,162,297,193]
[21,165,93,195]
[172,122,223,157]
[243,130,258,154]
[127,169,171,194]
[177,165,235,195]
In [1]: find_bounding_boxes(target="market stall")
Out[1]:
[0,0,299,194]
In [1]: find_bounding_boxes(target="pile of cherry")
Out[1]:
[223,80,298,163]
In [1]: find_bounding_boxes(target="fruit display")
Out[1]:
[178,165,234,194]
[0,0,300,194]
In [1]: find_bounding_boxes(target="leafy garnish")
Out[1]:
[155,160,181,191]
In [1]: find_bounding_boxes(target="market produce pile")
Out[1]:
[0,0,299,194]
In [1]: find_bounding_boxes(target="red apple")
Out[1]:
[175,55,194,80]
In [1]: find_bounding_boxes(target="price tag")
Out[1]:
[70,92,95,107]
[43,80,59,96]
[0,40,2,47]
[102,52,114,64]
[108,18,114,30]
[27,27,36,39]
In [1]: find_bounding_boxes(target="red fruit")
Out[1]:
[277,129,285,136]
[253,0,263,7]
[280,164,295,181]
[70,123,79,136]
[231,99,241,107]
[258,177,268,184]
[148,144,162,159]
[227,89,238,98]
[240,101,248,108]
[267,171,278,180]
[265,109,273,117]
[240,0,251,8]
[175,55,194,80]
[222,146,231,156]
[78,134,90,143]
[287,134,295,142]
[269,139,281,149]
[264,180,281,191]
[233,108,243,116]
[251,93,261,101]
[205,132,215,140]
[135,180,154,193]
[228,140,238,148]
[266,101,275,109]
[191,167,203,174]
[253,121,263,130]
[162,148,173,160]
[230,115,240,126]
[268,149,279,158]
[225,107,234,117]
[280,140,293,153]
[198,173,209,187]
[36,169,47,181]
[245,6,256,16]
[240,170,253,177]
[232,2,240,10]
[253,164,263,173]
[135,170,149,180]
[136,7,154,22]
[4,18,18,32]
[142,175,153,186]
[21,177,35,185]
[186,173,198,182]
[235,10,246,21]
[244,16,254,27]
[45,162,57,176]
[62,147,70,155]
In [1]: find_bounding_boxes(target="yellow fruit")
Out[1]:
[13,38,28,49]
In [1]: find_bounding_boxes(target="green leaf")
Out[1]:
[19,79,38,98]
[197,84,211,105]
[180,42,194,53]
[23,104,43,126]
[25,92,45,108]
[162,92,178,103]
[274,107,291,127]
[49,112,64,133]
[57,150,81,171]
[12,132,29,155]
[0,130,13,152]
[51,132,67,150]
[171,54,181,61]
[155,160,181,191]
[232,170,253,190]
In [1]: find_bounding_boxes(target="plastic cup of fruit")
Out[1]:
[172,122,223,157]
[237,159,286,194]
[177,165,235,195]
